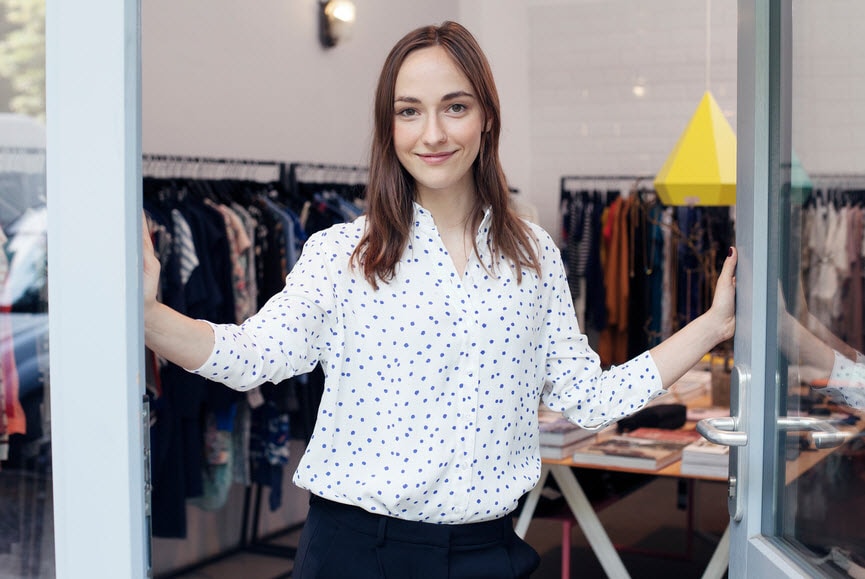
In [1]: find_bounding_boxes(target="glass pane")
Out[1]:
[775,0,865,574]
[0,0,53,575]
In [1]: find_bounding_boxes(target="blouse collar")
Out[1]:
[412,202,493,242]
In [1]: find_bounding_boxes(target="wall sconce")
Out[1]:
[319,0,357,48]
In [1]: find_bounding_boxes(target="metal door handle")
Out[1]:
[697,416,748,446]
[777,416,848,449]
[697,365,749,521]
[694,366,851,523]
[697,415,847,450]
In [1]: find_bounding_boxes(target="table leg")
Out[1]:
[700,523,730,579]
[549,464,631,579]
[514,464,550,538]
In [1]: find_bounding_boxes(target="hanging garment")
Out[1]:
[598,195,630,366]
[144,165,368,538]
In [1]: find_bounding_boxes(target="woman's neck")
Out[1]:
[417,186,476,233]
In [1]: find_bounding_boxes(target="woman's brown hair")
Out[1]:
[351,21,541,288]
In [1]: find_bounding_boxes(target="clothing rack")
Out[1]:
[286,161,368,193]
[142,153,286,186]
[560,174,654,201]
[145,154,369,579]
[807,173,865,192]
[142,154,300,579]
[559,172,735,362]
[286,161,368,207]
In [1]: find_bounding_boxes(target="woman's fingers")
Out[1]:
[142,212,161,307]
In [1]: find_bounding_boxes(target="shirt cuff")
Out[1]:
[184,319,221,374]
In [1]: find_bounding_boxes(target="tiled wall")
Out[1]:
[792,0,865,175]
[526,0,865,236]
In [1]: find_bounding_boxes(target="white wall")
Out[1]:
[142,0,460,166]
[791,0,865,174]
[142,0,740,237]
[459,0,533,202]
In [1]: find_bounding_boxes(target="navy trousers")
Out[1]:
[293,496,541,578]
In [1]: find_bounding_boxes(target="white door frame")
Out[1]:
[731,1,820,575]
[46,0,149,577]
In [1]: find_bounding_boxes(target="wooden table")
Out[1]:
[514,455,728,579]
[516,402,863,579]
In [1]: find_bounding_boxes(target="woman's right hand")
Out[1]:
[140,212,215,370]
[142,213,161,315]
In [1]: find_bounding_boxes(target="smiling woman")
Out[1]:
[392,50,485,198]
[354,21,541,292]
[391,47,489,273]
[140,19,737,579]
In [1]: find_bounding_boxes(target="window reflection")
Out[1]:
[0,15,51,569]
[777,182,865,573]
[777,1,865,571]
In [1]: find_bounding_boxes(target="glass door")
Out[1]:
[725,0,865,575]
[0,1,52,575]
[45,0,149,577]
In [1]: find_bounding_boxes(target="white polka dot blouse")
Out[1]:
[192,203,663,523]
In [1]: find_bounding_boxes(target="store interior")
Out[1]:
[2,0,865,577]
[143,1,739,576]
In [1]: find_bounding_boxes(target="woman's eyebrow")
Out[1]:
[441,90,475,101]
[394,90,476,105]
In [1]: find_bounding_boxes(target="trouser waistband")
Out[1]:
[309,495,513,548]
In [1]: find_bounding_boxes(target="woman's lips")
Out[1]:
[418,152,454,165]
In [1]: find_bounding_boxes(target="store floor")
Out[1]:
[167,476,730,579]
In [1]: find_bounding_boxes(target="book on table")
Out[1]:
[685,406,730,422]
[570,427,702,471]
[680,438,730,478]
[538,408,596,447]
[540,437,597,459]
[664,369,712,403]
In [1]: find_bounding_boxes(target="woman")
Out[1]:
[143,21,737,578]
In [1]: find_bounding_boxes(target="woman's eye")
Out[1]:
[397,108,418,118]
[449,103,466,113]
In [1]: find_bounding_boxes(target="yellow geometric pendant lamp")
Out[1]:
[654,91,737,206]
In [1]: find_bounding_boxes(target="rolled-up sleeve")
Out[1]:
[539,245,665,429]
[189,232,335,391]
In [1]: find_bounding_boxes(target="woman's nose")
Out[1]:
[422,116,447,145]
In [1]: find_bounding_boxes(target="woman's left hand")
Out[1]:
[709,246,737,343]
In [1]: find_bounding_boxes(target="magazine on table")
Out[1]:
[570,427,702,470]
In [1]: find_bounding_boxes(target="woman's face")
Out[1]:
[392,45,486,202]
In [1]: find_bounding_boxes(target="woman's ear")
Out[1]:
[484,118,492,132]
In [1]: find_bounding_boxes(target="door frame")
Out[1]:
[730,1,822,575]
[46,0,149,577]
